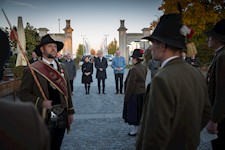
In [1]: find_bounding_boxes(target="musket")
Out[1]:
[2,9,48,119]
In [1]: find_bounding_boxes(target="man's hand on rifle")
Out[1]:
[42,100,52,109]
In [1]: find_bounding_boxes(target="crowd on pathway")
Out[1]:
[0,12,225,150]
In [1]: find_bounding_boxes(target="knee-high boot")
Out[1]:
[87,84,90,94]
[98,86,101,94]
[85,84,88,94]
[102,85,105,94]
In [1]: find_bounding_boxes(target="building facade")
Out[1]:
[38,20,74,55]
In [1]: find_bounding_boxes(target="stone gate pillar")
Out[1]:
[63,20,73,55]
[141,28,151,50]
[118,20,128,64]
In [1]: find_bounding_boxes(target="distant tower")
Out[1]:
[118,20,128,63]
[63,20,73,54]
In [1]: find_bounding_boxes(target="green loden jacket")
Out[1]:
[124,63,147,101]
[136,58,211,150]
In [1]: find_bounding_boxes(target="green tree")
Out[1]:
[76,44,84,58]
[25,22,39,59]
[107,38,119,55]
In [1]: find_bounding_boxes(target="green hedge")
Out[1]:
[8,55,17,68]
[13,66,26,79]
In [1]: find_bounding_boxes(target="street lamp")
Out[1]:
[58,19,61,33]
[104,34,109,55]
[85,38,89,55]
[81,35,87,55]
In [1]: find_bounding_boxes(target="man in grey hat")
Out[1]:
[205,19,225,149]
[136,14,211,149]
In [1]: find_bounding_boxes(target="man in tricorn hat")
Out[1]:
[0,29,50,149]
[19,34,75,150]
[136,14,211,149]
[205,19,225,149]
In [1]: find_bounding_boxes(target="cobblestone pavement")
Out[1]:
[61,62,152,150]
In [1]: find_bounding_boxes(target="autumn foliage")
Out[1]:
[158,0,225,36]
[149,0,225,65]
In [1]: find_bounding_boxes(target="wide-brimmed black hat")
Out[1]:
[34,34,64,56]
[205,19,225,42]
[131,49,144,60]
[142,13,186,49]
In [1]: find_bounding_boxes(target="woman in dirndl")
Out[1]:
[81,56,93,94]
[123,49,147,136]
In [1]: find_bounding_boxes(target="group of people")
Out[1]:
[81,50,126,95]
[122,14,225,150]
[28,43,127,97]
[0,12,225,150]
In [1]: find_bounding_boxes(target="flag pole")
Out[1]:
[2,9,48,119]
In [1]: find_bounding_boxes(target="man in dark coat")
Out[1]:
[63,53,76,94]
[18,34,75,150]
[0,28,50,150]
[205,19,225,149]
[136,14,211,150]
[95,50,108,94]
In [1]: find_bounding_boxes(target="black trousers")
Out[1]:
[97,78,105,93]
[49,128,66,150]
[115,73,124,93]
[69,80,74,92]
[47,110,67,150]
[212,118,225,150]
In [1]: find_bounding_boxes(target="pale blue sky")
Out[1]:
[0,0,163,53]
